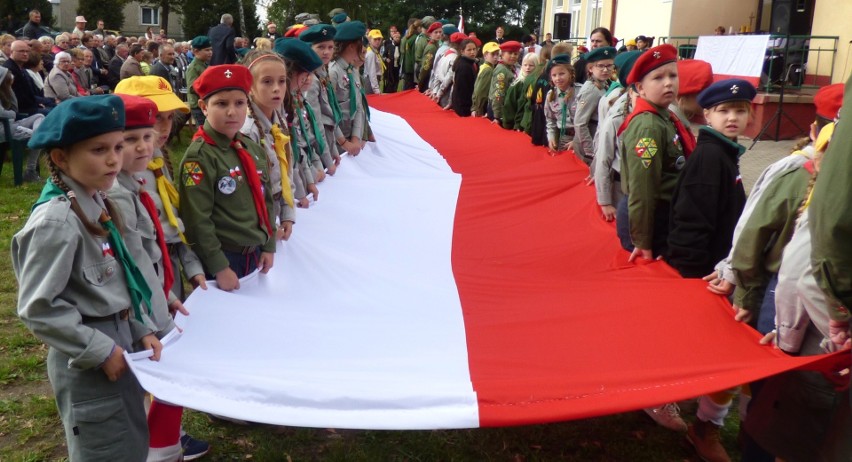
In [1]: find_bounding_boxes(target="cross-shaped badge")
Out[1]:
[653,51,661,59]
[730,84,739,94]
[111,108,118,120]
[322,29,328,36]
[224,69,233,78]
[147,109,152,119]
[604,50,609,56]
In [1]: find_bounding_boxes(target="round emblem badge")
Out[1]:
[218,176,237,195]
[675,156,686,171]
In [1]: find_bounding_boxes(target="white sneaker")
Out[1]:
[644,403,688,432]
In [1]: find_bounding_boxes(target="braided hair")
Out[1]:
[243,49,287,139]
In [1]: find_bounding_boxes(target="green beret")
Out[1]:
[614,50,641,87]
[334,20,366,42]
[332,13,348,24]
[441,24,458,36]
[584,46,617,62]
[29,95,125,150]
[276,38,322,72]
[191,35,211,50]
[299,24,336,44]
[549,54,571,66]
[328,7,346,18]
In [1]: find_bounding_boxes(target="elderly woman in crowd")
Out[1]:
[44,51,78,101]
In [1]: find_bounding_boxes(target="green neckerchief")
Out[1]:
[325,77,343,124]
[100,213,153,323]
[33,179,64,210]
[346,64,357,120]
[605,80,623,97]
[360,86,370,122]
[292,94,314,161]
[34,180,153,323]
[559,90,568,138]
[700,125,746,158]
[303,103,327,155]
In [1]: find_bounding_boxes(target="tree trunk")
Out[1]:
[161,0,170,36]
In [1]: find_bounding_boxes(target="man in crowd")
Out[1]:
[4,40,53,115]
[107,43,128,89]
[266,23,280,41]
[151,44,179,91]
[495,26,506,44]
[72,16,87,36]
[208,13,236,65]
[93,19,106,38]
[23,10,47,40]
[382,26,401,93]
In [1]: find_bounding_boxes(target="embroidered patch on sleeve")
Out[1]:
[183,161,204,186]
[634,137,658,168]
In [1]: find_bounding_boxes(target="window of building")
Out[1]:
[586,0,603,34]
[554,0,564,11]
[141,7,160,26]
[570,0,582,39]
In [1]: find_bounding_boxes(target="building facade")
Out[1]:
[51,0,184,40]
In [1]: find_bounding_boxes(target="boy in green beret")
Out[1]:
[186,35,212,127]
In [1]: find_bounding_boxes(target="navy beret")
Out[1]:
[334,20,366,42]
[300,24,336,44]
[276,39,322,72]
[584,46,616,62]
[697,79,757,109]
[190,35,211,49]
[29,95,125,149]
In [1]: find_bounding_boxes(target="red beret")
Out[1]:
[469,36,482,47]
[427,22,442,34]
[627,44,677,85]
[116,94,158,129]
[677,59,713,95]
[499,40,522,52]
[192,65,252,101]
[450,32,466,44]
[814,83,844,120]
[284,25,306,38]
[577,45,589,54]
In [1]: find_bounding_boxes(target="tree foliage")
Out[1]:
[182,0,259,40]
[265,0,540,38]
[78,0,128,31]
[0,0,54,31]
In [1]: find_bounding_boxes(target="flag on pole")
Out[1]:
[458,14,464,34]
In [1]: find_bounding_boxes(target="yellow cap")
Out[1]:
[625,38,637,46]
[114,76,189,114]
[368,29,383,39]
[483,42,500,54]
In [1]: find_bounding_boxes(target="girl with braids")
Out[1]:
[240,49,297,239]
[301,24,343,177]
[275,39,323,208]
[573,46,616,165]
[12,95,164,460]
[329,21,368,156]
[543,54,577,155]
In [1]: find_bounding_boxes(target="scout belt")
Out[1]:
[220,243,260,255]
[81,308,130,324]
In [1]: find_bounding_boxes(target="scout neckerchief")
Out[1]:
[269,123,296,208]
[323,70,343,124]
[137,184,175,299]
[618,97,696,157]
[291,93,316,161]
[558,89,569,138]
[344,62,357,120]
[372,46,386,74]
[605,79,623,97]
[303,103,327,155]
[147,156,187,243]
[34,182,154,323]
[192,127,273,235]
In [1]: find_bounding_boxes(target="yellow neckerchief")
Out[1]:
[371,46,386,74]
[269,123,295,208]
[147,156,187,243]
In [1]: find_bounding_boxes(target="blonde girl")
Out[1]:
[544,55,576,154]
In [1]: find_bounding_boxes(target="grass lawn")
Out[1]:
[0,132,742,461]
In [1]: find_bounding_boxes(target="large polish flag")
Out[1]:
[128,91,845,429]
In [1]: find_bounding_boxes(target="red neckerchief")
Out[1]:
[138,186,174,298]
[193,127,273,236]
[618,97,696,157]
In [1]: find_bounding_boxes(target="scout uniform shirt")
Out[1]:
[418,40,439,91]
[13,173,158,367]
[573,79,606,162]
[185,57,208,110]
[489,62,516,121]
[179,121,276,276]
[619,101,685,250]
[329,56,366,141]
[471,61,494,116]
[108,171,178,335]
[307,65,339,167]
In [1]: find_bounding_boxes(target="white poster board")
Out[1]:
[694,35,771,84]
